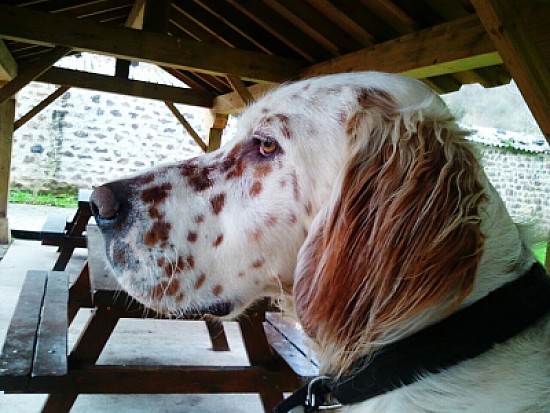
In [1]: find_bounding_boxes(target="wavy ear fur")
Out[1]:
[294,88,487,376]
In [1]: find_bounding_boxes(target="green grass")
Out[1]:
[9,189,78,208]
[532,242,547,264]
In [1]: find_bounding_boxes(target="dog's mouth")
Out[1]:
[196,301,235,317]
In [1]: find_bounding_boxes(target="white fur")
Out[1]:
[100,72,550,411]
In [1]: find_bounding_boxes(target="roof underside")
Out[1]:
[0,0,549,117]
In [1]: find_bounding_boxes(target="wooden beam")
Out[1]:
[213,83,277,115]
[14,86,70,131]
[0,46,70,105]
[207,114,229,152]
[164,102,208,152]
[226,75,254,106]
[302,14,502,79]
[125,0,146,29]
[0,4,303,83]
[0,98,15,244]
[0,40,17,81]
[38,67,214,107]
[214,15,501,114]
[472,0,550,142]
[115,60,130,79]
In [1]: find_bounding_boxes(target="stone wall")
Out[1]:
[11,82,216,190]
[478,146,550,233]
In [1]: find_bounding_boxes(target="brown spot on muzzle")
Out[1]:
[251,258,265,268]
[180,162,215,192]
[141,183,172,204]
[213,234,224,248]
[249,181,262,197]
[212,284,223,296]
[194,273,206,289]
[144,221,172,247]
[187,231,198,243]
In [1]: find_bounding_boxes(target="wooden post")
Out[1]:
[207,113,228,152]
[0,96,15,244]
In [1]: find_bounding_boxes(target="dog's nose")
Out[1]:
[90,182,131,227]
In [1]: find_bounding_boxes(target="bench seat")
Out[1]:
[0,270,68,391]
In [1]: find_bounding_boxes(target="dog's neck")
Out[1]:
[462,176,535,307]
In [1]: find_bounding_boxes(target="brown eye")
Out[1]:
[259,139,279,156]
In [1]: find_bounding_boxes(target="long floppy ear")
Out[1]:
[294,87,486,376]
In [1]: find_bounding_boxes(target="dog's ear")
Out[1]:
[294,88,486,375]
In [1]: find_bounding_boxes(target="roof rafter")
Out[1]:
[0,39,17,81]
[0,4,303,83]
[213,14,503,114]
[37,67,214,107]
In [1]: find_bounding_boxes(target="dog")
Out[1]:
[90,72,550,412]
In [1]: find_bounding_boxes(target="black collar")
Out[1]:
[275,262,550,413]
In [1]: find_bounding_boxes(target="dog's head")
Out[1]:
[91,73,486,347]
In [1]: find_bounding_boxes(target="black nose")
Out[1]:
[90,181,131,227]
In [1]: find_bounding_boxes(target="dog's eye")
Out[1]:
[258,139,279,157]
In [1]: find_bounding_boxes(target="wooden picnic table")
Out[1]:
[0,225,317,413]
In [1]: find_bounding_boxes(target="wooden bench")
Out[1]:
[41,189,92,271]
[0,270,68,391]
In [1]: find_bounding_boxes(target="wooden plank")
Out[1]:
[0,46,70,105]
[33,271,68,377]
[86,225,120,294]
[38,67,214,107]
[263,0,362,56]
[41,213,69,240]
[357,0,418,35]
[14,86,70,131]
[0,270,47,378]
[304,0,374,46]
[226,0,331,63]
[0,4,304,83]
[226,75,254,106]
[213,83,277,115]
[164,101,208,151]
[28,365,301,394]
[472,0,550,142]
[302,14,502,79]
[0,39,17,81]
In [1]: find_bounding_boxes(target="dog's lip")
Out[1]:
[196,301,235,317]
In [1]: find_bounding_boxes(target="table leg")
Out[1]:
[41,393,77,413]
[205,319,230,351]
[69,306,119,364]
[68,263,93,324]
[39,307,119,413]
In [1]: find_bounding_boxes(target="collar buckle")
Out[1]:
[305,376,343,412]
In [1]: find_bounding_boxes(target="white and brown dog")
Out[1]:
[91,72,550,412]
